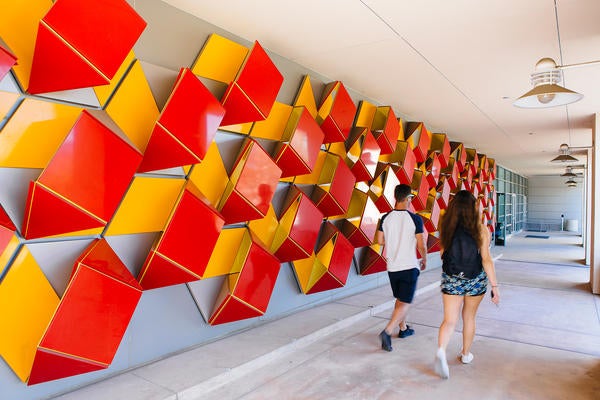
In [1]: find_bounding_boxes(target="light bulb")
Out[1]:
[537,93,555,104]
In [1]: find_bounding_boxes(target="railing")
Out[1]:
[525,219,563,232]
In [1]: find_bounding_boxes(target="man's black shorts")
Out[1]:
[388,268,420,303]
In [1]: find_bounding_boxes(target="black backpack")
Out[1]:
[442,225,483,279]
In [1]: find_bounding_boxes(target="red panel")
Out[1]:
[0,45,17,81]
[425,153,441,188]
[138,253,201,290]
[312,155,355,217]
[450,142,467,172]
[28,24,107,94]
[405,123,432,163]
[274,188,323,262]
[431,133,451,169]
[0,225,13,253]
[391,142,416,185]
[274,107,324,177]
[0,204,16,231]
[422,198,441,233]
[77,239,141,289]
[370,165,400,213]
[306,270,342,294]
[319,223,353,285]
[138,187,224,289]
[221,41,283,126]
[39,265,141,366]
[360,246,387,275]
[220,140,282,224]
[138,124,201,172]
[347,129,381,182]
[442,158,459,190]
[319,82,356,143]
[436,178,451,209]
[28,349,103,386]
[22,182,104,240]
[411,171,429,212]
[42,0,146,78]
[427,234,441,253]
[39,110,142,222]
[373,108,399,155]
[159,68,225,158]
[209,294,263,325]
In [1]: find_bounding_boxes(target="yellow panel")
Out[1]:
[0,236,20,272]
[305,257,327,293]
[355,101,376,128]
[291,254,316,293]
[316,237,336,266]
[0,246,59,382]
[191,33,248,83]
[317,87,335,122]
[0,0,53,88]
[0,98,82,168]
[94,51,136,107]
[47,227,104,238]
[188,142,228,208]
[293,75,318,118]
[203,228,247,278]
[329,142,347,159]
[294,150,326,185]
[0,92,19,121]
[219,122,253,135]
[105,176,185,236]
[105,60,159,152]
[248,205,278,249]
[250,102,292,140]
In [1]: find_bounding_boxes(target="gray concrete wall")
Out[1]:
[527,175,583,232]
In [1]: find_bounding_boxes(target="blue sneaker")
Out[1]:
[379,330,392,352]
[398,325,415,338]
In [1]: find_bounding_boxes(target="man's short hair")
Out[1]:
[394,184,413,202]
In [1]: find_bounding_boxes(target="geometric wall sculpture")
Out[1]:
[138,67,225,172]
[208,231,280,325]
[369,164,401,213]
[0,246,60,382]
[293,75,318,118]
[340,189,380,248]
[271,186,323,262]
[273,106,324,177]
[218,139,282,224]
[27,239,142,385]
[430,132,450,168]
[344,127,381,182]
[291,222,354,294]
[192,33,248,84]
[359,244,387,275]
[405,122,432,163]
[137,183,225,290]
[310,153,356,217]
[21,110,142,239]
[425,152,441,188]
[371,106,401,155]
[220,41,284,126]
[380,140,416,185]
[317,81,356,143]
[28,0,146,93]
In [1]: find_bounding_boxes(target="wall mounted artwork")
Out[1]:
[0,1,497,394]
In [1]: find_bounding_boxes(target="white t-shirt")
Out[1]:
[378,209,424,272]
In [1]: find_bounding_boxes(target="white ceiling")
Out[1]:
[162,0,600,177]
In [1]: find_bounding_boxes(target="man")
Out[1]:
[375,184,427,351]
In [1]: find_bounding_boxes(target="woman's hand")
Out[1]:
[490,286,500,305]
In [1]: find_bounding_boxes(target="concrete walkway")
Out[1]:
[54,232,600,400]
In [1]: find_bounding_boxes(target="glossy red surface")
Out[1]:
[22,182,104,239]
[411,171,429,212]
[0,45,17,81]
[319,82,356,144]
[373,108,399,155]
[443,158,459,190]
[159,68,225,159]
[27,349,103,386]
[392,143,416,185]
[328,155,356,213]
[36,262,141,377]
[436,178,451,209]
[432,133,451,169]
[221,140,281,223]
[0,204,16,231]
[77,239,141,289]
[209,294,262,325]
[425,153,441,188]
[427,234,441,253]
[318,223,353,285]
[42,0,146,78]
[349,129,381,182]
[359,246,387,275]
[138,253,202,290]
[220,41,283,126]
[423,198,441,232]
[140,190,225,289]
[28,24,108,94]
[306,270,342,294]
[371,166,400,213]
[39,110,142,222]
[274,107,324,177]
[138,124,201,172]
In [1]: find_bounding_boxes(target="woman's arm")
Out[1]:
[479,224,500,304]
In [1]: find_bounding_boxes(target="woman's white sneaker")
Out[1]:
[434,348,449,379]
[458,352,474,364]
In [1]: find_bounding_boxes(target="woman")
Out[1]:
[434,190,500,379]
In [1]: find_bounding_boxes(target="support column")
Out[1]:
[591,113,600,294]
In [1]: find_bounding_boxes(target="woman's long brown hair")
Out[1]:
[439,190,482,250]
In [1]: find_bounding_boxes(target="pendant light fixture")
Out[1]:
[561,166,577,177]
[551,143,579,163]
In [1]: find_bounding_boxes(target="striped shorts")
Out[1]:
[440,270,488,296]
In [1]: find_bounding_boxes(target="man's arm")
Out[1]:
[375,230,385,245]
[416,232,426,270]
